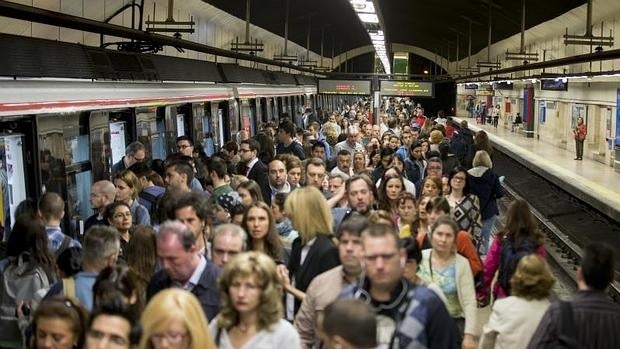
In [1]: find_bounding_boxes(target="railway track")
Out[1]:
[492,150,620,303]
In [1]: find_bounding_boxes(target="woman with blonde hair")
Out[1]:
[139,288,216,349]
[480,255,554,349]
[280,186,339,318]
[114,169,150,225]
[467,150,503,254]
[210,252,300,348]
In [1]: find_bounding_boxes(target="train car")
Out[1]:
[0,79,315,238]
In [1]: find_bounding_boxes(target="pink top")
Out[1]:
[478,237,546,300]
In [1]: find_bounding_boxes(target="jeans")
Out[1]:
[575,139,584,159]
[481,215,497,255]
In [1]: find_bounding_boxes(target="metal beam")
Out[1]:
[0,0,323,75]
[455,48,620,81]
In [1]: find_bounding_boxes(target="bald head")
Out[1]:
[91,180,116,211]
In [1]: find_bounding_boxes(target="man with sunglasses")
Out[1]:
[111,141,146,178]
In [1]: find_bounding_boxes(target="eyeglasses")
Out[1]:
[113,212,132,219]
[151,332,188,345]
[239,148,251,153]
[177,144,192,150]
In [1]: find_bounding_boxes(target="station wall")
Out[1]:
[456,80,619,167]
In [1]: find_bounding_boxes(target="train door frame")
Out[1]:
[136,106,167,162]
[164,104,192,155]
[239,99,253,137]
[249,98,258,136]
[0,116,38,236]
[38,111,98,238]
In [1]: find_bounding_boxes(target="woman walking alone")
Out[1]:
[573,116,587,160]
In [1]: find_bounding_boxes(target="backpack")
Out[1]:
[497,237,537,294]
[140,190,163,224]
[0,253,50,342]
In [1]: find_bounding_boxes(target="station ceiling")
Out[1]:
[203,0,586,59]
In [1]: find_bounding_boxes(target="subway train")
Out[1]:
[0,33,328,238]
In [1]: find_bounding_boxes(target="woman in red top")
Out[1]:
[574,116,587,160]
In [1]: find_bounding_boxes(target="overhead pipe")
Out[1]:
[166,0,174,22]
[0,0,323,75]
[455,47,620,81]
[520,0,526,53]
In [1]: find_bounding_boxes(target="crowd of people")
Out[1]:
[0,97,619,349]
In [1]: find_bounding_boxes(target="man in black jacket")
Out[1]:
[239,139,271,204]
[146,220,220,320]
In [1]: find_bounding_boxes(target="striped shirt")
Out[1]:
[527,290,620,349]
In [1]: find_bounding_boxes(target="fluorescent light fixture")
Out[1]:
[358,13,379,23]
[352,1,375,14]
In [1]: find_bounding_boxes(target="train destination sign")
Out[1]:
[380,80,434,97]
[318,79,372,95]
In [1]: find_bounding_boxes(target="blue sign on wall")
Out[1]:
[616,89,620,147]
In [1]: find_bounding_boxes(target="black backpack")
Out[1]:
[497,237,537,294]
[140,191,162,224]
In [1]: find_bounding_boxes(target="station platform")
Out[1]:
[453,117,620,222]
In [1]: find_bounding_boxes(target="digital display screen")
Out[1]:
[494,82,514,90]
[464,83,478,89]
[379,80,434,97]
[541,79,568,91]
[318,80,372,95]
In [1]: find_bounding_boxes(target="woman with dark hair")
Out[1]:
[236,180,264,206]
[241,202,285,264]
[104,202,133,260]
[446,166,482,250]
[474,130,493,159]
[125,225,157,298]
[377,169,405,224]
[93,264,144,316]
[254,132,275,165]
[30,297,89,349]
[1,215,57,347]
[438,140,460,175]
[478,199,545,301]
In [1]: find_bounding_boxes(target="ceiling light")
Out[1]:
[358,13,379,23]
[351,1,375,14]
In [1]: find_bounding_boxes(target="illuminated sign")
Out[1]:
[379,80,434,97]
[318,80,372,95]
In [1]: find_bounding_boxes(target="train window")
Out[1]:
[249,99,258,136]
[240,99,252,136]
[38,112,92,237]
[136,107,166,162]
[201,102,215,157]
[89,111,110,181]
[228,99,240,142]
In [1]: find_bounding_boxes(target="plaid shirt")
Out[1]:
[46,226,81,254]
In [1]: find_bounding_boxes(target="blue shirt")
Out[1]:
[44,271,98,311]
[45,226,81,255]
